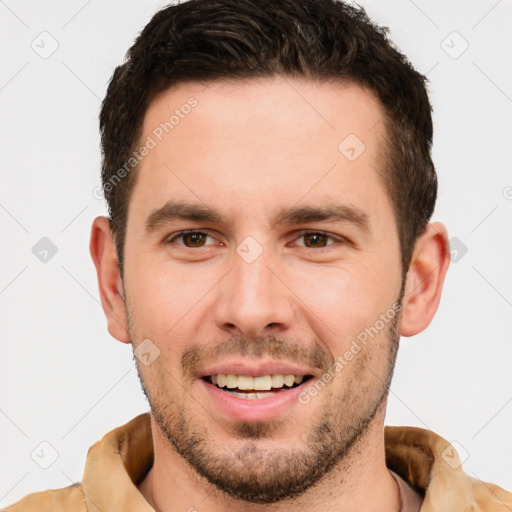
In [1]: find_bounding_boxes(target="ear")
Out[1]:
[400,222,450,337]
[89,216,131,343]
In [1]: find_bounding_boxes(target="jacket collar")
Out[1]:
[81,413,511,511]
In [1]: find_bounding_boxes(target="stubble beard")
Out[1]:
[130,301,402,504]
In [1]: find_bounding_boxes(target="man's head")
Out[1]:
[99,0,437,278]
[91,0,449,505]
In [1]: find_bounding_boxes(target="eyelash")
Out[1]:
[166,229,346,249]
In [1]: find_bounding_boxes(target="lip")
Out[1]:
[199,376,315,422]
[197,359,319,379]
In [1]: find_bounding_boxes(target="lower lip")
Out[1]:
[199,378,313,422]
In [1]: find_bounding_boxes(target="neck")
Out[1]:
[138,405,400,512]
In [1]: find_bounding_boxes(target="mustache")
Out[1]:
[180,334,334,380]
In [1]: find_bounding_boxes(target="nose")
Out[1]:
[213,249,295,339]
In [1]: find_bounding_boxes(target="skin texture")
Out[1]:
[90,77,450,511]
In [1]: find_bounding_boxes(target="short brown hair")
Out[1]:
[100,0,436,275]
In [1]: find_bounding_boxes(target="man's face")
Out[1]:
[122,77,404,502]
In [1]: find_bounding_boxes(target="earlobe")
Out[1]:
[89,216,131,343]
[400,222,450,337]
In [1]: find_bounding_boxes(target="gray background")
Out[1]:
[1,0,511,507]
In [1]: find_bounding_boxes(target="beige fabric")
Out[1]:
[4,413,512,511]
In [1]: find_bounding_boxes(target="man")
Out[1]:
[4,0,511,510]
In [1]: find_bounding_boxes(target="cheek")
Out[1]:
[289,262,397,350]
[125,257,220,339]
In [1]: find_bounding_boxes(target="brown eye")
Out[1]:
[169,231,214,247]
[182,232,207,247]
[291,231,347,250]
[302,233,329,248]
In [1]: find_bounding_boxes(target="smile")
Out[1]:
[203,373,313,400]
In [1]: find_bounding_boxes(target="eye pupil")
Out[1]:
[304,233,327,247]
[184,232,205,247]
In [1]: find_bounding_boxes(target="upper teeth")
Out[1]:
[211,374,304,390]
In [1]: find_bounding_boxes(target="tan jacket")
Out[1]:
[4,413,511,511]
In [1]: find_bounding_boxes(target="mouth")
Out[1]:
[202,373,313,400]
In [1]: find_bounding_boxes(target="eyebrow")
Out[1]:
[272,204,370,232]
[145,202,223,231]
[145,200,370,233]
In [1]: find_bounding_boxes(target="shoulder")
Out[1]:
[2,482,87,512]
[384,425,512,510]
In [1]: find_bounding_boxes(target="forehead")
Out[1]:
[130,77,390,227]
